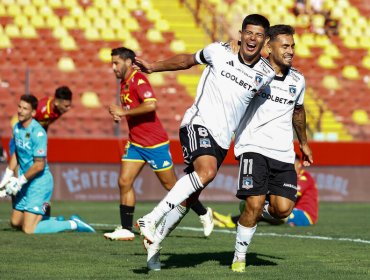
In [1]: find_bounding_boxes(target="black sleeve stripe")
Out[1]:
[199,50,208,64]
[260,57,275,71]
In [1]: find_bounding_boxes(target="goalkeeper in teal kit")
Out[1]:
[0,94,95,234]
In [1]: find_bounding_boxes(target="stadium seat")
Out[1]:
[57,57,76,72]
[352,109,369,125]
[342,65,360,80]
[80,91,101,108]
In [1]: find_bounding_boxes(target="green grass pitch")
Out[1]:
[0,201,369,279]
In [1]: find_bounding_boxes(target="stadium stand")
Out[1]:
[0,0,369,141]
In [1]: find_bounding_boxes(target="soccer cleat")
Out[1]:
[69,214,96,233]
[231,261,246,273]
[136,217,156,243]
[103,226,135,241]
[199,207,214,237]
[143,239,161,271]
[213,211,236,228]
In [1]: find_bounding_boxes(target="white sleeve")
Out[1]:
[296,78,305,106]
[194,42,222,66]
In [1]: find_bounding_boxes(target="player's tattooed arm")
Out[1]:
[134,54,198,73]
[293,105,313,166]
[23,157,46,181]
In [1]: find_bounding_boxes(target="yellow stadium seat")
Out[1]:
[23,5,37,17]
[84,27,100,40]
[98,48,112,63]
[296,14,310,28]
[39,6,53,17]
[352,109,369,125]
[139,0,153,11]
[60,36,77,50]
[45,15,60,28]
[342,65,360,80]
[48,0,62,8]
[21,26,38,39]
[116,9,130,20]
[362,56,370,70]
[155,19,170,32]
[126,17,139,31]
[322,75,341,90]
[62,0,78,8]
[359,36,370,49]
[295,44,311,58]
[124,37,140,51]
[32,0,47,7]
[125,0,138,10]
[146,9,162,22]
[315,35,330,47]
[108,18,123,31]
[323,44,341,58]
[5,24,20,38]
[62,17,77,29]
[53,26,68,39]
[86,7,100,19]
[30,16,46,28]
[148,73,164,86]
[116,29,130,41]
[146,28,164,43]
[77,17,92,29]
[14,15,29,27]
[0,34,12,49]
[0,5,5,16]
[318,55,336,69]
[81,91,101,108]
[100,8,115,20]
[93,18,107,30]
[6,5,21,16]
[101,29,115,41]
[57,57,75,72]
[170,39,186,53]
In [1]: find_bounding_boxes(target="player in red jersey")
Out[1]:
[104,47,214,241]
[34,86,73,131]
[213,154,318,227]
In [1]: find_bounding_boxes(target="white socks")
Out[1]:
[233,223,257,262]
[146,172,203,224]
[153,205,189,246]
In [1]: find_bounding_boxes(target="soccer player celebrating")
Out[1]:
[134,14,275,270]
[104,47,214,242]
[0,94,94,234]
[231,25,313,272]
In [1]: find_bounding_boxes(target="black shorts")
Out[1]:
[179,124,228,174]
[236,152,297,202]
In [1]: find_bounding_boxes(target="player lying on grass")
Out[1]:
[0,94,94,234]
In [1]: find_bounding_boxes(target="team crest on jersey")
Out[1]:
[143,91,153,98]
[42,202,50,213]
[199,138,211,148]
[254,74,263,86]
[242,175,253,190]
[289,85,297,97]
[124,84,129,91]
[25,133,30,139]
[37,149,45,155]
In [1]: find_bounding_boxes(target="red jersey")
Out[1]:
[120,70,168,147]
[296,170,318,224]
[34,97,61,130]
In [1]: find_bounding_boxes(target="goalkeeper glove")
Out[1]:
[5,175,28,196]
[0,167,14,189]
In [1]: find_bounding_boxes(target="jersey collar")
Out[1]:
[274,68,290,81]
[122,69,137,85]
[238,53,261,68]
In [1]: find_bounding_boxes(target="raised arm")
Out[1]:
[293,105,313,166]
[134,54,198,74]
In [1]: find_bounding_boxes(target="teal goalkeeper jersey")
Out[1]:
[13,119,49,175]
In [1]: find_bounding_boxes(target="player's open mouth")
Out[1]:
[246,43,256,52]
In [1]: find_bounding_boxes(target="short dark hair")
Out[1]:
[268,24,295,42]
[111,47,136,63]
[20,94,38,110]
[55,86,72,100]
[242,14,270,33]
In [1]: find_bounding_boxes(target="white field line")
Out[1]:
[1,219,369,244]
[91,222,370,245]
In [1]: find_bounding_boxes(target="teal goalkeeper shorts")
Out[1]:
[122,141,173,172]
[13,170,53,215]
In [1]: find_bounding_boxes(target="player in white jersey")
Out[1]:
[134,14,275,271]
[230,25,313,273]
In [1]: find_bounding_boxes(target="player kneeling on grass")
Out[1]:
[0,94,95,234]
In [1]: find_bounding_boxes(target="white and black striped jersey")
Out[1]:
[180,42,275,149]
[234,67,306,164]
